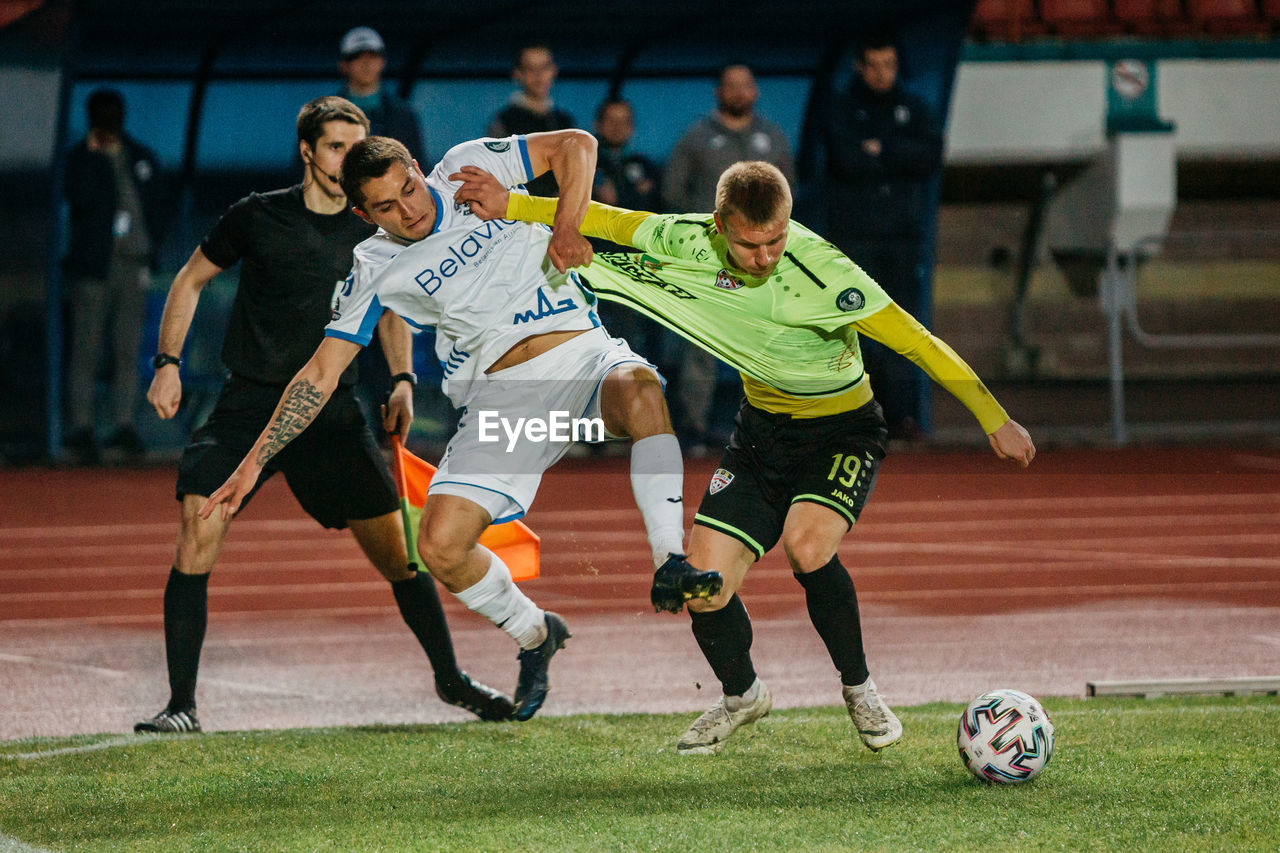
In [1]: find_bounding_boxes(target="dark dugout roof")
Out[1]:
[10,0,976,79]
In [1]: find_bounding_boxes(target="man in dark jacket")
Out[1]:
[486,44,575,197]
[822,39,943,440]
[63,88,166,463]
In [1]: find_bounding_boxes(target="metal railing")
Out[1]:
[1100,233,1280,445]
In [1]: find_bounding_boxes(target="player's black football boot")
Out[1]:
[133,707,201,734]
[650,554,723,614]
[512,612,571,721]
[435,672,516,722]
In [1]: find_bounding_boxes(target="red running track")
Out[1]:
[2,446,1278,739]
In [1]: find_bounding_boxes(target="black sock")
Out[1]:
[795,555,870,687]
[689,594,757,697]
[391,573,463,687]
[163,568,208,712]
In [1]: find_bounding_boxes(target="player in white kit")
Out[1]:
[202,129,722,720]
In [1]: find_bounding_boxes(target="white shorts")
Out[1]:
[428,327,658,523]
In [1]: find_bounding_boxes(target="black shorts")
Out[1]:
[176,375,398,529]
[693,399,888,560]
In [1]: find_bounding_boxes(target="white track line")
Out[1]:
[0,653,311,697]
[4,491,1277,541]
[0,653,130,679]
[0,519,318,540]
[1233,454,1280,472]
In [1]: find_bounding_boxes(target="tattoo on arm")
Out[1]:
[256,379,325,466]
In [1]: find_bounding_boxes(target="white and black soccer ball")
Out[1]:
[957,689,1054,784]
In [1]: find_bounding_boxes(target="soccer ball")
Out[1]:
[957,689,1054,784]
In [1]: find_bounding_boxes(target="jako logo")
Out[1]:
[478,410,604,452]
[414,219,516,295]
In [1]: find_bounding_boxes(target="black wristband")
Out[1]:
[152,353,181,370]
[391,372,417,387]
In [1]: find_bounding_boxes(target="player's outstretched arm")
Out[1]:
[523,129,597,273]
[451,165,510,221]
[199,337,361,521]
[146,247,223,419]
[856,303,1035,468]
[453,166,651,249]
[988,419,1035,468]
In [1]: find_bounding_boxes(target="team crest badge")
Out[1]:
[709,468,735,495]
[484,140,511,152]
[715,269,744,290]
[836,287,865,312]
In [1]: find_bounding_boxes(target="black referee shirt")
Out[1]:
[200,184,375,386]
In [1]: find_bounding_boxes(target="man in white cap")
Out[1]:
[337,25,429,434]
[338,26,426,164]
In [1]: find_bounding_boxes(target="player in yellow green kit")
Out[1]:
[454,159,1035,755]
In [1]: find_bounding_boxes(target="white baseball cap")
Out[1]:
[340,27,385,59]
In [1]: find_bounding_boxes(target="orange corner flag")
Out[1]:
[390,436,540,582]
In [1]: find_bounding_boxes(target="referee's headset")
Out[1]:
[302,146,342,186]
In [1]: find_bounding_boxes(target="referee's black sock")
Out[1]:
[391,573,463,687]
[795,555,870,687]
[689,594,757,697]
[163,567,208,712]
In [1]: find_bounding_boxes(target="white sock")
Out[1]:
[846,677,875,695]
[630,433,686,567]
[453,548,547,649]
[725,678,762,711]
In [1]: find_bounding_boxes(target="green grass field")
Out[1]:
[2,695,1277,851]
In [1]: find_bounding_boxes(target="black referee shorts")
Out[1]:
[693,398,888,560]
[176,375,398,529]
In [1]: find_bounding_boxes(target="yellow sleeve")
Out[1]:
[506,194,652,247]
[853,303,1010,435]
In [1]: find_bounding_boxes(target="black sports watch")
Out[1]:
[152,353,181,370]
[390,372,417,387]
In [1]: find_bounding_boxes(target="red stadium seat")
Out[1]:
[971,0,1045,41]
[0,0,43,29]
[1263,0,1280,27]
[1113,0,1197,35]
[1187,0,1265,33]
[1039,0,1114,35]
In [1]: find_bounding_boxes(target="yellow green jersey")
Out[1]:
[505,195,1009,432]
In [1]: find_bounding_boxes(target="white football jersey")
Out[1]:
[326,135,600,406]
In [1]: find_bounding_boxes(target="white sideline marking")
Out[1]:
[0,831,55,852]
[907,703,1280,722]
[1,733,188,761]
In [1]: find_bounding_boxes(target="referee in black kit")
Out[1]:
[134,97,513,733]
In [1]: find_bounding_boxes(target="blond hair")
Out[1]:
[714,161,792,224]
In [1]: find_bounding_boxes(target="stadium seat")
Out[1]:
[0,0,43,29]
[1112,0,1197,35]
[1263,0,1280,27]
[1039,0,1114,35]
[970,0,1044,41]
[1187,0,1265,33]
